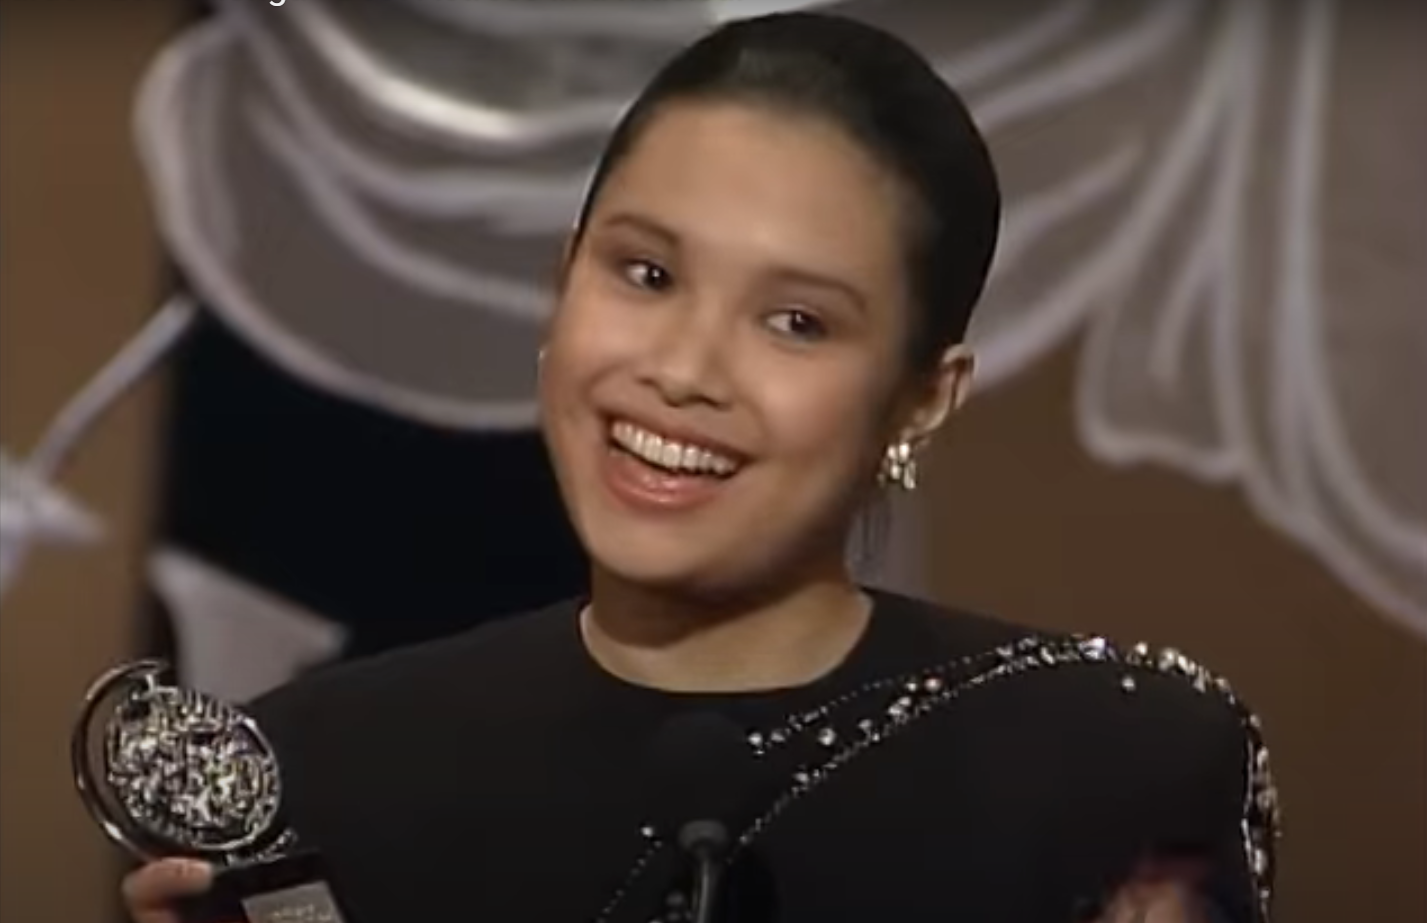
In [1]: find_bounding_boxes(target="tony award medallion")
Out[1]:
[72,660,351,923]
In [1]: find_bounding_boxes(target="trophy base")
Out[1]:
[175,851,352,923]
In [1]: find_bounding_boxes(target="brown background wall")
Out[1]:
[927,347,1427,922]
[0,4,1422,923]
[0,4,178,923]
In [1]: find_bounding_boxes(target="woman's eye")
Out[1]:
[621,259,673,292]
[765,308,828,342]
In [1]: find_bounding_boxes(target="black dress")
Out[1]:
[245,589,1280,923]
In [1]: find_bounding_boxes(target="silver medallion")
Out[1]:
[72,660,351,922]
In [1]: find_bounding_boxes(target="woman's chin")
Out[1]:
[591,546,717,592]
[584,531,745,597]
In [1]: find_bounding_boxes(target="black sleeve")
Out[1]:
[1099,657,1279,923]
[1175,682,1277,923]
[1028,652,1279,923]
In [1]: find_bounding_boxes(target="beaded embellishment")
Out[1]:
[595,634,1281,923]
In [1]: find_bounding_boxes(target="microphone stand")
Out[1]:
[678,819,730,923]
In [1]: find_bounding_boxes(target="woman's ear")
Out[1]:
[901,343,974,445]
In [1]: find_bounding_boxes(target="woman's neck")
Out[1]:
[580,566,872,694]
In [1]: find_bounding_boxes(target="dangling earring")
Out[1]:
[878,439,918,491]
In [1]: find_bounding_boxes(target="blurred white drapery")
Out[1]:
[3,0,1422,695]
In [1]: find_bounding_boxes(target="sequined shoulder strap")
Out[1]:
[593,635,1281,923]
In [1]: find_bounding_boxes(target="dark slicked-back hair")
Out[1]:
[573,12,1002,372]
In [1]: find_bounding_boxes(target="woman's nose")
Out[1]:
[640,301,733,407]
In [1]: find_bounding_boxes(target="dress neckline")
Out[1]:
[561,587,912,709]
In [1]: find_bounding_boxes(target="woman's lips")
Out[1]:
[600,443,736,513]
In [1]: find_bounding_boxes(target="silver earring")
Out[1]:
[879,440,918,491]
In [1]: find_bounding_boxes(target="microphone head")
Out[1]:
[644,710,764,845]
[676,818,731,857]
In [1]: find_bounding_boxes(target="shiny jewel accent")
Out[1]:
[1080,636,1110,660]
[878,439,918,491]
[1120,641,1280,920]
[744,635,1050,759]
[597,635,1282,923]
[737,634,1281,923]
[594,838,663,923]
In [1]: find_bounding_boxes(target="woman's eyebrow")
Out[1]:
[595,211,679,246]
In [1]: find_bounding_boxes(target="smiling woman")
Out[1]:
[120,12,1276,923]
[545,99,927,612]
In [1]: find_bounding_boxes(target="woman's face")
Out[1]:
[540,100,926,597]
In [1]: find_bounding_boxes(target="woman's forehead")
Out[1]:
[590,101,907,283]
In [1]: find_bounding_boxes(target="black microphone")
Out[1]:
[680,818,729,923]
[645,711,762,923]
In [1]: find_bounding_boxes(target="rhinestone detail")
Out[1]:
[595,635,1280,923]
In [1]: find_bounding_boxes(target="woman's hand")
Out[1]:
[121,858,221,923]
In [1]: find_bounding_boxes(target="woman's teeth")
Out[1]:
[609,420,739,477]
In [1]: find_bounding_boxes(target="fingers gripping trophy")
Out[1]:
[72,660,351,923]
